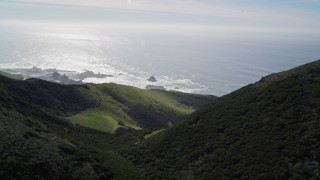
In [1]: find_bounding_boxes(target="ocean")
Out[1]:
[0,21,319,96]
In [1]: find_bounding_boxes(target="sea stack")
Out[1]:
[147,75,157,82]
[51,71,62,81]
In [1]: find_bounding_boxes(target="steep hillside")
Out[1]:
[0,76,139,179]
[127,60,320,179]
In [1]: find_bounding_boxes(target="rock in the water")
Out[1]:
[145,85,165,90]
[147,75,157,82]
[29,66,42,73]
[77,71,113,80]
[60,74,82,85]
[51,71,61,81]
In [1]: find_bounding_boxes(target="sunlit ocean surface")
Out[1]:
[0,22,319,96]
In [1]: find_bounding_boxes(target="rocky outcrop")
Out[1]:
[60,74,82,85]
[77,71,113,80]
[145,85,165,90]
[51,71,62,81]
[147,75,157,82]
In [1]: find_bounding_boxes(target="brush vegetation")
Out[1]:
[126,60,320,179]
[1,59,320,179]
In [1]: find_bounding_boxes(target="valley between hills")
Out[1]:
[1,59,320,179]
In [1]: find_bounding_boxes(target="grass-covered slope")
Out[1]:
[0,76,216,133]
[70,83,216,132]
[0,70,23,80]
[127,60,320,179]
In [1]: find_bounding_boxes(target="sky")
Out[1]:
[0,0,320,34]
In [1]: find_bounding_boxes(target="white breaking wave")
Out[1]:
[0,60,208,94]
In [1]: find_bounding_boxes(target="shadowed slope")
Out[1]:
[128,59,320,179]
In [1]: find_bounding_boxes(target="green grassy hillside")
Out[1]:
[126,60,320,179]
[0,70,24,80]
[71,83,216,132]
[0,74,215,179]
[0,76,216,133]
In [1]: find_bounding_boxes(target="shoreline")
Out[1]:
[0,66,214,96]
